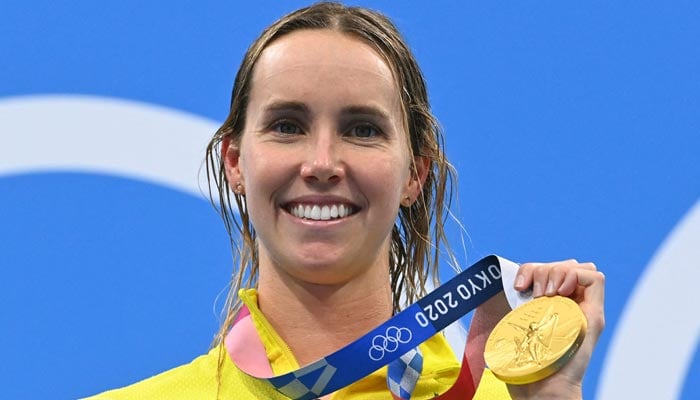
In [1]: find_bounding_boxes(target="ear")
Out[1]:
[222,137,244,189]
[403,156,430,206]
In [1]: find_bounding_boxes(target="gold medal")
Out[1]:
[484,295,586,385]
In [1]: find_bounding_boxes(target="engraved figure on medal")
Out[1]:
[484,296,587,384]
[509,311,558,367]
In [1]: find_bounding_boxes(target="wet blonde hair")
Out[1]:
[206,2,455,348]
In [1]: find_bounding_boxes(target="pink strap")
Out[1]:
[225,307,274,377]
[465,293,513,389]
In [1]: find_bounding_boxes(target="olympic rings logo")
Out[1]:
[368,326,412,361]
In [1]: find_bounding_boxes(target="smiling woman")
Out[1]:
[227,29,420,293]
[84,2,605,400]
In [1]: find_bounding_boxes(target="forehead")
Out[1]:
[251,29,400,103]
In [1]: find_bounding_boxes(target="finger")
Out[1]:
[576,261,598,272]
[575,269,606,329]
[532,263,552,297]
[564,268,605,306]
[556,268,606,341]
[544,261,574,296]
[514,262,541,292]
[530,259,578,297]
[557,268,580,297]
[515,260,598,295]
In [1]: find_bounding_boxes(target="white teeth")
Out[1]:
[289,203,354,221]
[320,205,331,220]
[311,205,321,220]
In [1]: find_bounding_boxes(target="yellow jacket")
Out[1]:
[84,289,509,399]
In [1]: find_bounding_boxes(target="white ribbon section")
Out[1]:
[497,256,533,310]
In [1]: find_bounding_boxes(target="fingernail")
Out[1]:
[515,275,525,288]
[533,281,543,297]
[545,281,555,295]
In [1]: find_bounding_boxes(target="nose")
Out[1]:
[300,131,344,184]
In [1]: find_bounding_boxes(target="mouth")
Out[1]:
[285,203,358,221]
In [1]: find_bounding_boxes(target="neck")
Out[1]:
[256,263,393,366]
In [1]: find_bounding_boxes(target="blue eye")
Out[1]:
[351,124,379,138]
[273,121,302,135]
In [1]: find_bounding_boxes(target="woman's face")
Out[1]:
[224,29,425,286]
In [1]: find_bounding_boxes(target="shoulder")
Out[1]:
[81,345,288,400]
[81,347,224,400]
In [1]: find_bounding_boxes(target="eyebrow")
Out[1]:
[261,100,310,115]
[260,100,391,121]
[341,105,391,121]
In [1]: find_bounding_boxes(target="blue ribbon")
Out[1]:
[258,255,506,400]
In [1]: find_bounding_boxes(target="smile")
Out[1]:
[287,203,356,221]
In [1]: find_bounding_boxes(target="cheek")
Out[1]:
[239,141,273,184]
[358,155,410,206]
[239,145,295,203]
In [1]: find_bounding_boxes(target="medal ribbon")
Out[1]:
[228,255,522,399]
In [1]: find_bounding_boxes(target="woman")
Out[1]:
[86,2,605,399]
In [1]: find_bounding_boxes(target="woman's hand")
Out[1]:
[506,260,606,400]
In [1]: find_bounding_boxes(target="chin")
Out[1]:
[288,260,364,287]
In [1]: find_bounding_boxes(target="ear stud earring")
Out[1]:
[235,182,245,195]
